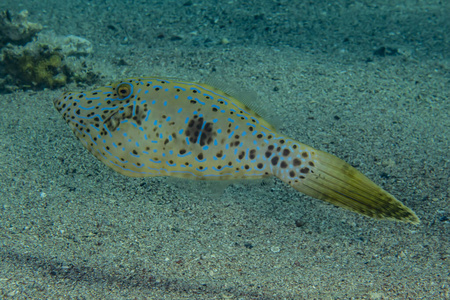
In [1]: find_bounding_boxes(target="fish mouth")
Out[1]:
[53,91,73,111]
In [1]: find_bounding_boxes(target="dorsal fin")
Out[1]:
[202,76,280,130]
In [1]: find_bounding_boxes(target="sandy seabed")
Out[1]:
[0,0,448,299]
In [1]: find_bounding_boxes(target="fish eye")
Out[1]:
[116,82,133,100]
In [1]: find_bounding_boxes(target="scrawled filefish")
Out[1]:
[54,77,419,224]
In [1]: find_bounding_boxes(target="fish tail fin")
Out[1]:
[274,143,419,224]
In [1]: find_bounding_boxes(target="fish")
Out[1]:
[54,77,419,224]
